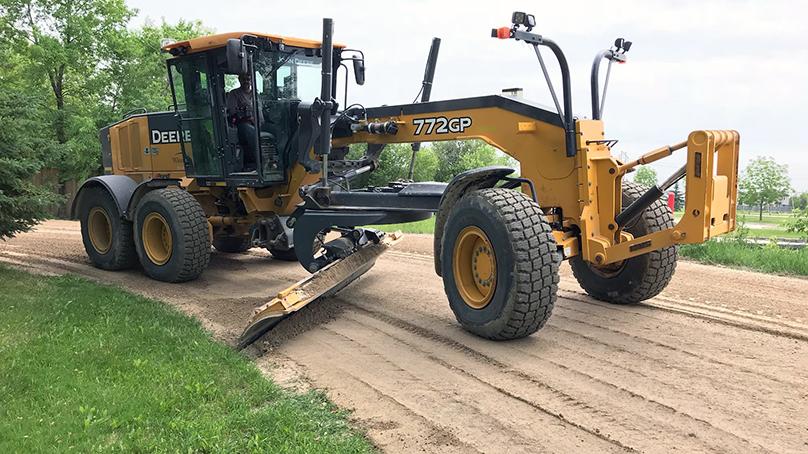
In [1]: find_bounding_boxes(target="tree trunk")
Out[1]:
[759,202,763,221]
[47,66,68,217]
[49,66,67,144]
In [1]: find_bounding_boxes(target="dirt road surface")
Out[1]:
[2,220,807,453]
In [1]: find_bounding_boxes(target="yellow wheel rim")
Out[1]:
[142,212,173,266]
[88,207,112,254]
[452,226,497,309]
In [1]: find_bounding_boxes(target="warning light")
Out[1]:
[494,27,511,39]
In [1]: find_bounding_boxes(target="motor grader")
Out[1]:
[72,12,739,347]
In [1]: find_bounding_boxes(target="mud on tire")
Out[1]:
[440,188,560,340]
[570,181,677,304]
[134,188,211,282]
[77,186,138,270]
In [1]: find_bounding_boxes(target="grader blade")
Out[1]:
[238,232,402,348]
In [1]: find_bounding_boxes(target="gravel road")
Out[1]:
[2,220,807,453]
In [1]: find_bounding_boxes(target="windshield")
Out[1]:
[253,51,321,102]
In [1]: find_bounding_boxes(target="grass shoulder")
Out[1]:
[679,240,808,276]
[0,266,374,453]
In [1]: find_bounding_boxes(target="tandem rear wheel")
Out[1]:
[133,188,211,283]
[440,188,560,340]
[77,187,138,271]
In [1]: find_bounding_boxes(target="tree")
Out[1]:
[432,140,514,182]
[346,140,517,187]
[0,0,135,180]
[738,156,792,221]
[94,19,211,126]
[370,144,438,186]
[632,165,657,188]
[786,208,808,239]
[789,192,808,211]
[672,181,685,211]
[0,88,60,238]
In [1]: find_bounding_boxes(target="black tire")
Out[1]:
[133,188,210,282]
[213,235,252,253]
[268,233,324,262]
[570,181,678,304]
[77,186,138,270]
[268,247,297,262]
[440,188,560,340]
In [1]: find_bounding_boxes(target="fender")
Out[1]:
[71,175,138,220]
[71,176,180,221]
[433,166,515,276]
[124,178,182,221]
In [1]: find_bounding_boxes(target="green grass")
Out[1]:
[742,227,803,240]
[369,216,436,234]
[736,210,793,224]
[674,210,804,240]
[0,266,373,453]
[680,241,808,276]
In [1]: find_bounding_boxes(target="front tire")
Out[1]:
[134,189,210,282]
[570,181,677,304]
[77,187,138,270]
[440,188,560,340]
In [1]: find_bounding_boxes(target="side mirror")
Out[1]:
[226,38,248,74]
[352,58,366,86]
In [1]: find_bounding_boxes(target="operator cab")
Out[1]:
[161,33,353,187]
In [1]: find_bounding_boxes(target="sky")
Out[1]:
[129,0,808,191]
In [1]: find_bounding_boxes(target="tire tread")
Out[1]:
[449,188,560,340]
[136,188,210,282]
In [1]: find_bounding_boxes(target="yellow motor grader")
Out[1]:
[72,13,739,347]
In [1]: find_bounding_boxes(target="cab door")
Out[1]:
[168,54,225,179]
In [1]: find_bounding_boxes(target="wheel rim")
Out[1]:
[88,207,112,254]
[452,226,497,309]
[142,212,173,266]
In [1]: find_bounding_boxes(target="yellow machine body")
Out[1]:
[334,109,739,265]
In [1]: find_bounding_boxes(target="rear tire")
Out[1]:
[440,188,560,340]
[268,247,297,261]
[570,181,677,304]
[213,235,252,253]
[134,188,210,282]
[77,187,138,270]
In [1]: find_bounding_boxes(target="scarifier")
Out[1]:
[72,12,740,347]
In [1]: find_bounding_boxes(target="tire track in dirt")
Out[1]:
[549,308,804,387]
[322,323,632,453]
[338,303,772,453]
[559,286,808,342]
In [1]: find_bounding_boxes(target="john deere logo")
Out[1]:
[151,129,191,144]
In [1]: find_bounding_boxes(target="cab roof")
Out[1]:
[161,31,346,55]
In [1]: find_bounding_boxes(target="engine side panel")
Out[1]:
[105,112,187,182]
